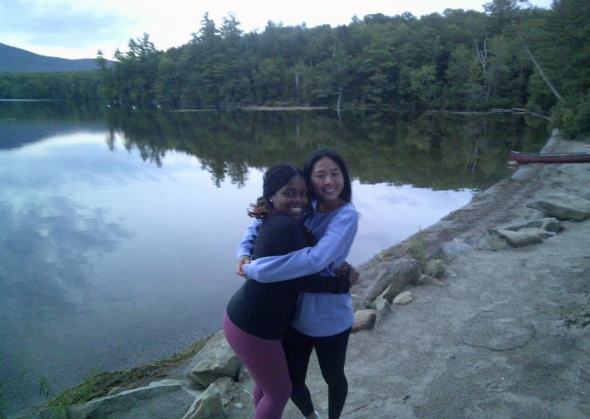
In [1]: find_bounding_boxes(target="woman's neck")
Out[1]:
[316,198,346,213]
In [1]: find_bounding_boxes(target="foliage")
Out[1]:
[0,71,101,100]
[407,229,428,271]
[37,338,208,412]
[2,2,589,137]
[39,377,72,418]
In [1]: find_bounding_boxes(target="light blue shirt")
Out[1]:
[237,201,358,337]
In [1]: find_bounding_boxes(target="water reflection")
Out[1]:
[0,100,107,150]
[0,197,132,316]
[104,108,549,191]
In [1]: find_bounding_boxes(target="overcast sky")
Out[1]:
[1,0,553,60]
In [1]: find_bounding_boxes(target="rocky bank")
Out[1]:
[18,131,590,419]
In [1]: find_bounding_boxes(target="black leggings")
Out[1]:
[282,326,351,419]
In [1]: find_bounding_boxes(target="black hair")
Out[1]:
[303,148,352,203]
[248,163,307,220]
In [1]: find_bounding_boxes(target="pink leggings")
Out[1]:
[223,312,292,419]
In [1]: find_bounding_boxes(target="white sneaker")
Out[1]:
[303,411,321,419]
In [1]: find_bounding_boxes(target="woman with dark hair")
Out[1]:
[224,163,351,419]
[237,149,358,419]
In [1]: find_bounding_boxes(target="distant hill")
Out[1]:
[0,43,103,73]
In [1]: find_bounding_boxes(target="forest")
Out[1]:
[0,0,588,138]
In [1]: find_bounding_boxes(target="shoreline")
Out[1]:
[21,130,590,418]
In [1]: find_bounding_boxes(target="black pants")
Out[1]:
[282,326,351,419]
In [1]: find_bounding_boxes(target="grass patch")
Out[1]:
[406,229,427,271]
[40,336,210,410]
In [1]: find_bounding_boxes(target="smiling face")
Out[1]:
[270,174,309,221]
[310,156,345,211]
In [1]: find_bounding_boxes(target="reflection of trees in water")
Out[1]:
[0,196,133,320]
[105,108,549,191]
[0,101,108,151]
[0,100,106,122]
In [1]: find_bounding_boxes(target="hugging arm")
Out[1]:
[235,220,261,276]
[243,214,350,294]
[295,273,350,294]
[243,207,358,282]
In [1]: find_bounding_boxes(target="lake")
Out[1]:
[0,101,549,416]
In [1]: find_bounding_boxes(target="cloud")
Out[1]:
[0,0,142,49]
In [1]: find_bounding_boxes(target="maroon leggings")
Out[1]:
[223,312,292,419]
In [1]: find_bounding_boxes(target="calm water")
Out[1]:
[0,101,549,415]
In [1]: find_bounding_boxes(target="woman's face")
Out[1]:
[270,175,309,221]
[310,157,344,203]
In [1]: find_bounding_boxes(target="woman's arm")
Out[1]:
[235,220,261,276]
[255,216,351,293]
[243,205,358,282]
[236,219,261,259]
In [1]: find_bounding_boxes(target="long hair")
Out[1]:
[247,163,307,220]
[303,148,352,203]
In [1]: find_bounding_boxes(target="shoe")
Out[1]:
[303,411,321,419]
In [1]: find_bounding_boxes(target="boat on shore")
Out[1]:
[509,151,590,164]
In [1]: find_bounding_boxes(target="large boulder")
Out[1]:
[185,332,242,388]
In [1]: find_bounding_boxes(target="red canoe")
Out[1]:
[509,151,590,164]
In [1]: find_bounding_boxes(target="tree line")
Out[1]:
[0,0,588,137]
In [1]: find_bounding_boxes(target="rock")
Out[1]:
[499,217,561,233]
[351,293,367,311]
[417,274,443,286]
[352,309,377,332]
[489,228,544,247]
[374,296,393,324]
[424,259,446,279]
[393,291,413,305]
[518,227,556,239]
[238,365,252,383]
[214,376,241,408]
[526,193,590,221]
[478,234,509,251]
[367,259,421,302]
[486,216,561,248]
[186,332,242,388]
[351,294,375,311]
[72,380,196,419]
[430,240,472,263]
[539,218,563,233]
[183,383,226,419]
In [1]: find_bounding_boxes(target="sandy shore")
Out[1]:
[223,132,590,418]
